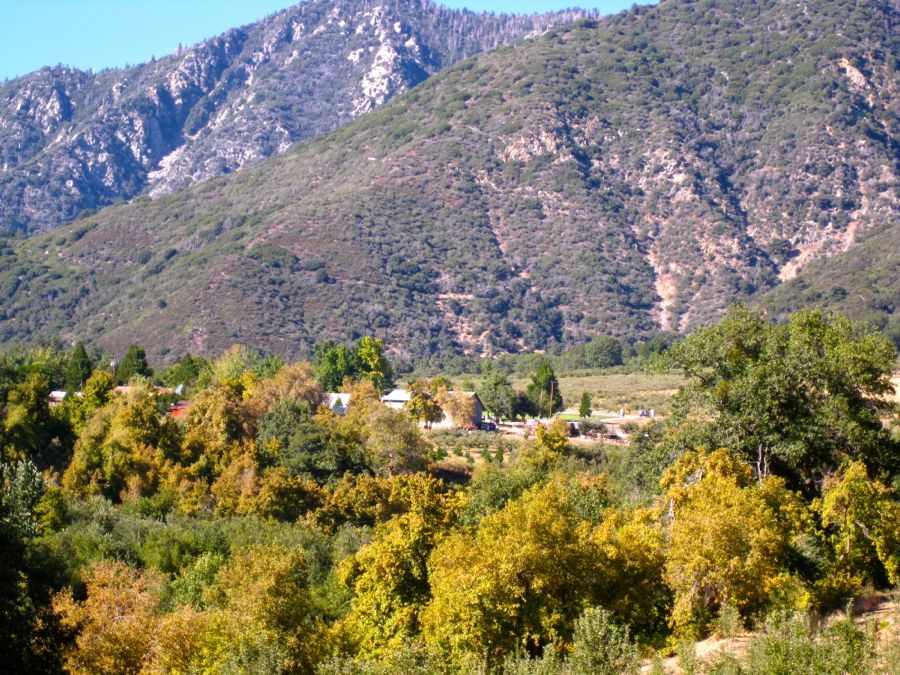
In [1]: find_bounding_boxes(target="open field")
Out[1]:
[438,370,687,416]
[542,372,685,414]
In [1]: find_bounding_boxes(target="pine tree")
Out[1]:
[65,342,93,392]
[116,345,151,385]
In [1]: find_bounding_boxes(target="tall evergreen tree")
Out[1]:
[64,343,92,393]
[579,391,592,418]
[116,345,151,385]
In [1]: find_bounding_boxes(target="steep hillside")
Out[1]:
[2,0,898,360]
[762,222,900,345]
[0,0,593,233]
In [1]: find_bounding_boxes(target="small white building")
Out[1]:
[381,388,484,429]
[325,392,352,415]
[380,388,412,410]
[48,390,67,407]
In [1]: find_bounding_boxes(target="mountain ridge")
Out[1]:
[1,0,897,360]
[0,0,596,233]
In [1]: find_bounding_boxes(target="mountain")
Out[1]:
[0,0,593,233]
[763,221,900,345]
[2,0,897,361]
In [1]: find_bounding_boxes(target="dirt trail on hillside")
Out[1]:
[641,598,899,673]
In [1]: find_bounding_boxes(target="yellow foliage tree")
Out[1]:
[246,361,323,421]
[62,385,178,500]
[180,383,254,475]
[423,481,596,664]
[589,507,670,638]
[210,451,260,516]
[818,461,900,588]
[339,511,441,658]
[53,561,163,674]
[338,478,461,658]
[142,606,212,674]
[203,543,323,672]
[251,467,324,521]
[405,380,444,429]
[312,472,451,532]
[519,419,572,470]
[660,448,809,633]
[435,388,477,428]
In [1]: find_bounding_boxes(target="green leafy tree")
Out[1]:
[525,359,563,418]
[341,390,430,476]
[246,361,323,421]
[314,341,362,391]
[477,365,517,420]
[356,337,394,392]
[582,336,624,369]
[0,362,68,468]
[566,607,641,675]
[64,343,93,393]
[196,345,279,395]
[65,369,114,433]
[0,461,70,671]
[160,354,208,388]
[579,391,592,418]
[258,399,367,481]
[659,307,898,489]
[116,345,151,385]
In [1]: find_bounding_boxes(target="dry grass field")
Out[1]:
[452,370,687,415]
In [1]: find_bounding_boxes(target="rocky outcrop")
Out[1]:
[0,0,596,233]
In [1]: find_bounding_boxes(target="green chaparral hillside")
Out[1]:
[1,0,897,361]
[763,221,900,345]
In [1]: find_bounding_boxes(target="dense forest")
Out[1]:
[2,307,899,672]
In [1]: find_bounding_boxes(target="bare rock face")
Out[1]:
[0,0,595,233]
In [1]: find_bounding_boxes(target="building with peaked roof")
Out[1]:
[326,392,352,415]
[380,388,484,429]
[380,388,412,410]
[48,390,67,407]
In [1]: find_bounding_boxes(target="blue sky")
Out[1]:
[0,1,639,82]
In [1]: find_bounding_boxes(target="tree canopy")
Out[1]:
[525,359,563,418]
[658,307,899,489]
